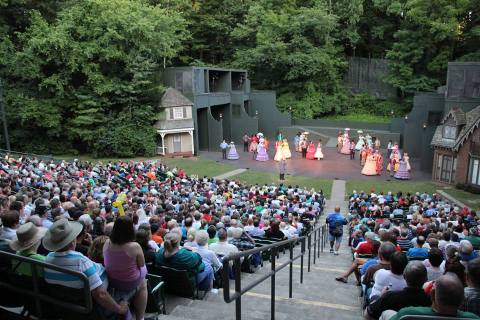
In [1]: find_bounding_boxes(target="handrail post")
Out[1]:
[317,228,321,258]
[235,258,242,320]
[271,247,276,320]
[321,225,324,253]
[307,234,311,272]
[313,228,317,265]
[31,259,42,318]
[300,237,304,283]
[289,242,293,298]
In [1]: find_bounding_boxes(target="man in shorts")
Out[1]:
[326,206,347,255]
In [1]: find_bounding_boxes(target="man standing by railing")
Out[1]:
[326,206,347,255]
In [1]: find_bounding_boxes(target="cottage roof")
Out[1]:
[161,87,193,108]
[441,108,466,126]
[431,105,480,151]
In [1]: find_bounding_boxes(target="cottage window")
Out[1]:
[442,126,457,140]
[172,107,184,120]
[470,158,480,186]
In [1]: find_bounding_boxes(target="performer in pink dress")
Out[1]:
[314,140,324,160]
[306,142,316,160]
[340,129,351,155]
[361,153,378,176]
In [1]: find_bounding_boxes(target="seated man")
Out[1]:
[229,227,255,251]
[335,240,380,284]
[365,261,431,319]
[384,273,480,320]
[369,252,408,301]
[42,218,128,317]
[406,235,429,260]
[355,232,377,257]
[363,242,397,287]
[210,228,239,258]
[462,257,480,316]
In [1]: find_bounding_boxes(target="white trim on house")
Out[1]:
[157,128,194,134]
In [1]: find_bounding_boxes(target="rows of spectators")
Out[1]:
[334,190,480,319]
[0,155,324,318]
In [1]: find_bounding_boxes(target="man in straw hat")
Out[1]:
[10,222,47,276]
[43,218,128,316]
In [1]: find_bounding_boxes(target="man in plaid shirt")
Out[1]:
[462,258,480,316]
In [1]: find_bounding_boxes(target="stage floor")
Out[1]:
[200,147,431,181]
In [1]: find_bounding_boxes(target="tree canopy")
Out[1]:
[0,0,478,155]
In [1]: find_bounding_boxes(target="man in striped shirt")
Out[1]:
[43,218,128,317]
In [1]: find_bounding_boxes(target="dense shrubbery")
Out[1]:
[0,0,478,156]
[0,0,187,157]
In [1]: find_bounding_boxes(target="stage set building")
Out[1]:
[157,67,281,156]
[154,63,480,190]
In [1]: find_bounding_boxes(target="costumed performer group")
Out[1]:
[294,132,323,160]
[336,127,412,179]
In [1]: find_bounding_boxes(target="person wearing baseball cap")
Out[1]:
[43,218,128,317]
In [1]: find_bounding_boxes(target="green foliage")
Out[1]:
[1,0,480,156]
[0,0,187,157]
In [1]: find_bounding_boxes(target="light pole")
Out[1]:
[0,79,10,151]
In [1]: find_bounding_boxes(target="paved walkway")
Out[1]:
[213,168,247,180]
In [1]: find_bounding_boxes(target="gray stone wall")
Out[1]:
[344,57,396,99]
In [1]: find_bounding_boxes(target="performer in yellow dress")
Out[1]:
[281,139,292,159]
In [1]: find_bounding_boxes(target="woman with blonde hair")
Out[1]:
[87,235,108,265]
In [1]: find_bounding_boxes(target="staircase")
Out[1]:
[158,180,360,320]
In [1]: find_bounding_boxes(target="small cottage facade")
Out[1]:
[431,106,480,187]
[155,88,195,157]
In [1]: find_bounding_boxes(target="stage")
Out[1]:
[200,146,431,181]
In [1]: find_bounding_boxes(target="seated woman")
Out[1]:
[155,229,214,291]
[103,216,147,320]
[265,220,286,240]
[135,228,156,265]
[87,235,109,265]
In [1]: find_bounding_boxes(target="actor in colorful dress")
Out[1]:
[249,135,258,159]
[337,132,343,153]
[387,150,401,176]
[340,129,351,155]
[361,153,378,176]
[355,135,365,151]
[256,141,269,162]
[274,143,283,162]
[314,140,324,160]
[394,158,410,180]
[375,150,384,175]
[360,146,369,166]
[281,139,292,159]
[306,142,316,160]
[404,152,411,171]
[227,142,239,160]
[294,132,301,152]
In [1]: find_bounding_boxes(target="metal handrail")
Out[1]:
[0,250,93,318]
[0,148,53,160]
[221,222,328,320]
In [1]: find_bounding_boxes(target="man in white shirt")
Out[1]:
[370,251,408,301]
[210,228,238,258]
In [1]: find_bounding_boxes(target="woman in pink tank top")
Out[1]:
[104,216,147,320]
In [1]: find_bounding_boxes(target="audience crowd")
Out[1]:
[0,155,324,318]
[334,190,480,319]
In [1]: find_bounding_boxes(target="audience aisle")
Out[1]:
[161,180,362,320]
